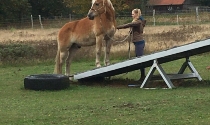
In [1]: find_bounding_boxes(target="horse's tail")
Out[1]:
[54,47,60,74]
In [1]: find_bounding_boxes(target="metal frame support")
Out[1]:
[140,58,202,89]
[178,57,202,81]
[140,59,175,89]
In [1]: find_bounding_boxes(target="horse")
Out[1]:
[54,0,116,78]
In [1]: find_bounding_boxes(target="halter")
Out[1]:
[90,0,106,14]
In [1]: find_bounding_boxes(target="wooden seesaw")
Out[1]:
[73,38,210,89]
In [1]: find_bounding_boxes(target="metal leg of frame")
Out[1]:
[178,57,202,81]
[140,60,175,89]
[140,60,156,88]
[140,57,202,89]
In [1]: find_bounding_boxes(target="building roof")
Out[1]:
[148,0,185,6]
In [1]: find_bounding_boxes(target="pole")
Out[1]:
[196,7,199,23]
[153,9,156,26]
[31,15,33,29]
[128,29,132,59]
[39,15,43,29]
[177,15,179,25]
[69,14,72,21]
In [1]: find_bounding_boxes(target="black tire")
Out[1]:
[24,74,70,91]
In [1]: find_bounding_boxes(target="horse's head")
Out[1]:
[87,0,107,20]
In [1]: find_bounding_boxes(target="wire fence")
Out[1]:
[0,8,210,29]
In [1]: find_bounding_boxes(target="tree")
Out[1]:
[199,0,210,6]
[63,0,148,15]
[64,0,92,16]
[0,0,149,24]
[28,0,70,18]
[0,0,30,22]
[112,0,130,14]
[192,0,210,6]
[112,0,148,15]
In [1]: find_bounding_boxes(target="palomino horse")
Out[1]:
[54,0,116,77]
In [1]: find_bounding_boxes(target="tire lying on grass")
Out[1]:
[24,74,70,91]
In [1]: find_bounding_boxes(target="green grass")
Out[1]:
[1,54,210,124]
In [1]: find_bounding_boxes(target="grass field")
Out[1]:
[1,23,210,124]
[1,54,210,124]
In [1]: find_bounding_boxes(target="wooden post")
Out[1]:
[39,15,43,29]
[31,15,34,29]
[153,9,156,26]
[177,15,179,25]
[196,7,199,23]
[69,14,72,21]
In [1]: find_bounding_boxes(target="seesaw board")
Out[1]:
[74,38,210,81]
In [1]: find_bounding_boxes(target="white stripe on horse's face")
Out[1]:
[92,0,105,6]
[92,0,96,3]
[92,0,97,6]
[91,0,95,8]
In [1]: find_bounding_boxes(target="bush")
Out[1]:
[0,43,37,62]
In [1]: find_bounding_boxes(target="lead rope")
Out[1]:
[98,14,134,79]
[99,15,133,61]
[99,16,131,44]
[100,19,133,79]
[128,28,133,59]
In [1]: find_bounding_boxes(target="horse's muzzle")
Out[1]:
[87,10,95,20]
[87,14,94,20]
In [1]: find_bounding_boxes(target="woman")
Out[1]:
[117,8,146,82]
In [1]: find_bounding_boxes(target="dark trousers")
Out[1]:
[134,40,145,77]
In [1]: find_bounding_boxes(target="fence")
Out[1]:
[0,8,210,29]
[117,8,210,26]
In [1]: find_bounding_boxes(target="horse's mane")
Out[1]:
[92,0,115,11]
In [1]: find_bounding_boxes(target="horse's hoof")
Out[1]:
[106,62,111,66]
[65,74,74,81]
[97,65,101,68]
[96,63,101,68]
[69,75,74,81]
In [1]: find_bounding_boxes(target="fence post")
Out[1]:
[153,9,156,26]
[39,15,43,29]
[177,15,179,25]
[196,7,199,23]
[69,14,72,21]
[31,15,34,29]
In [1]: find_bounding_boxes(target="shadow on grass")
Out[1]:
[177,79,210,88]
[73,78,210,89]
[20,79,210,92]
[75,78,135,88]
[21,76,210,90]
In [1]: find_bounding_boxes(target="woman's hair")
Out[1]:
[132,8,142,22]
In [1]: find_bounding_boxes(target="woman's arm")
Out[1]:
[117,21,141,29]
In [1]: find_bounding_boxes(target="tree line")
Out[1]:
[0,0,209,23]
[0,0,147,22]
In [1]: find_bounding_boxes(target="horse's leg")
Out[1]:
[104,39,112,80]
[95,35,103,67]
[54,48,60,74]
[54,38,68,74]
[59,49,68,74]
[65,43,80,79]
[54,47,66,74]
[104,39,112,66]
[54,49,68,74]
